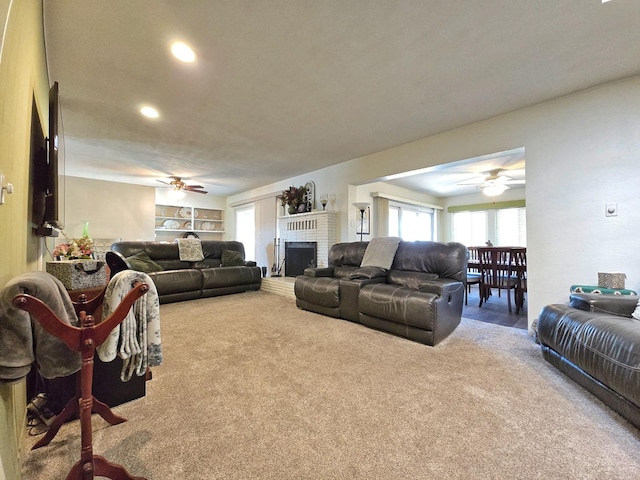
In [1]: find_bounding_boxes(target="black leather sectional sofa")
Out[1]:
[111,241,261,304]
[538,293,640,429]
[294,240,467,346]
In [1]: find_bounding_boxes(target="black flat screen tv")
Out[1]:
[33,82,65,236]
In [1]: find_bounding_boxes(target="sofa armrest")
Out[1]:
[105,251,131,275]
[418,278,464,296]
[569,293,638,316]
[303,267,335,277]
[245,261,257,267]
[349,266,388,280]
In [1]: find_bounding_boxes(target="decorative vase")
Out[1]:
[82,221,90,238]
[288,205,297,215]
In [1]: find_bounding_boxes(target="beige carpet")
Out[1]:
[23,291,640,479]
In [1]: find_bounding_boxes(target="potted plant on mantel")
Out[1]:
[278,185,307,215]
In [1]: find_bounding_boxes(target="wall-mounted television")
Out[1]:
[32,81,65,236]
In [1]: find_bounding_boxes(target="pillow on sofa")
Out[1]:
[221,249,245,267]
[126,251,164,273]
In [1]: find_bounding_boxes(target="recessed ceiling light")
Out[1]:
[171,42,196,63]
[140,106,159,119]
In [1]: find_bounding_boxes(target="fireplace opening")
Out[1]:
[285,241,317,277]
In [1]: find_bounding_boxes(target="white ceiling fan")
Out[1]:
[458,168,525,196]
[156,176,208,195]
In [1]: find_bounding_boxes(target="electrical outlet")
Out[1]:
[605,202,618,217]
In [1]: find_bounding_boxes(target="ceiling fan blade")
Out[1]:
[156,180,172,186]
[185,187,208,194]
[185,184,204,189]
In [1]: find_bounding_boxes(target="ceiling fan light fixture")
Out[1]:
[169,187,187,200]
[482,184,509,197]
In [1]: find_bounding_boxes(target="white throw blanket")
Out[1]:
[96,270,162,381]
[175,238,204,262]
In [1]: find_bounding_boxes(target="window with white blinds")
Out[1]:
[388,203,435,241]
[451,210,488,247]
[496,207,526,246]
[450,206,526,247]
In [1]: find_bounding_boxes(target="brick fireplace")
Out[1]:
[276,211,338,273]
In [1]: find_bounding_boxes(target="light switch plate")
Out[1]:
[605,202,618,217]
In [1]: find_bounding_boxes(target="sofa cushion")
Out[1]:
[221,249,245,267]
[359,283,437,331]
[126,251,164,273]
[391,241,467,282]
[387,271,439,290]
[149,270,202,296]
[201,266,260,289]
[195,241,247,268]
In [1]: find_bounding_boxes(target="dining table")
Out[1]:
[467,246,527,313]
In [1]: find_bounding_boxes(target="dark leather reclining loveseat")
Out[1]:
[538,293,640,429]
[294,240,467,346]
[111,241,261,304]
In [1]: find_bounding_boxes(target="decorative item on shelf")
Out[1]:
[353,202,370,241]
[329,193,336,211]
[304,180,315,211]
[52,230,94,260]
[178,206,193,218]
[162,219,180,229]
[278,185,307,215]
[320,193,328,210]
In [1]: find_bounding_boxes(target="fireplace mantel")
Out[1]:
[277,211,338,269]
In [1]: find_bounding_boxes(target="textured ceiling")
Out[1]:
[44,1,640,197]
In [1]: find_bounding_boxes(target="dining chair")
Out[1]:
[510,248,527,314]
[465,247,481,306]
[477,247,518,313]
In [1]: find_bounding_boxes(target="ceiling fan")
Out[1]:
[458,168,525,196]
[157,176,208,195]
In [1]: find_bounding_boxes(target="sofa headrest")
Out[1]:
[328,242,368,268]
[391,241,467,282]
[112,240,248,269]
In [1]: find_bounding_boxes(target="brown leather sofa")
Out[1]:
[537,293,640,429]
[295,240,467,346]
[111,241,261,304]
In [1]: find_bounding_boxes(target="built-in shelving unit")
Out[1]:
[155,204,224,235]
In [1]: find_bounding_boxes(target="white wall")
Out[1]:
[229,76,640,331]
[62,176,156,242]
